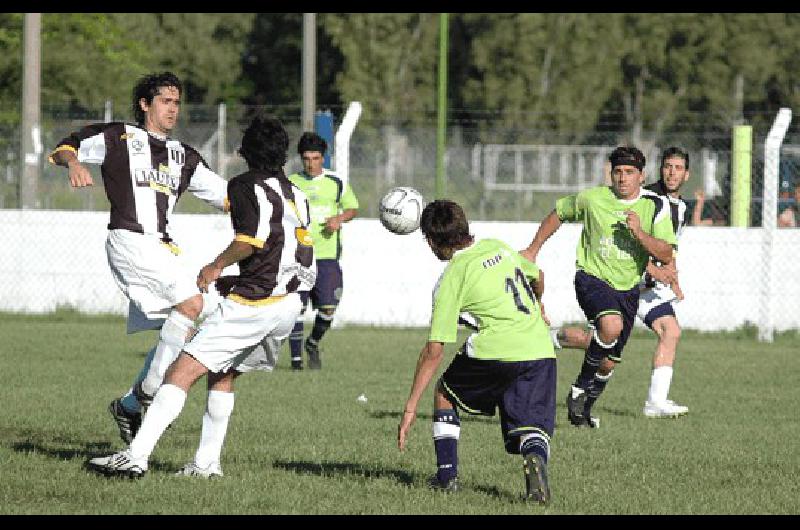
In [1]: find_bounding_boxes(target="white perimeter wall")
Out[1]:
[2,210,799,331]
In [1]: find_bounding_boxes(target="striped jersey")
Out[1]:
[288,170,359,260]
[556,185,677,291]
[216,169,316,303]
[49,122,227,242]
[642,180,687,288]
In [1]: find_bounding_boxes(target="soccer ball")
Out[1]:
[379,187,424,235]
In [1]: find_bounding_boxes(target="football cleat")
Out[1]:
[291,358,304,371]
[108,398,142,444]
[427,475,459,493]
[566,386,588,426]
[643,400,689,418]
[522,454,551,505]
[132,380,154,414]
[305,339,322,370]
[175,461,224,478]
[87,449,147,479]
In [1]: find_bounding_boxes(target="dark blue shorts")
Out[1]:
[574,270,639,361]
[439,351,556,455]
[642,302,676,330]
[300,259,343,311]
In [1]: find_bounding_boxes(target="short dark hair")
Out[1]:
[132,72,182,126]
[238,115,289,171]
[420,200,472,251]
[609,146,646,171]
[297,132,327,156]
[660,146,690,170]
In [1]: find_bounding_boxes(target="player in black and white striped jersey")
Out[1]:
[49,72,229,443]
[88,115,316,478]
[551,147,691,419]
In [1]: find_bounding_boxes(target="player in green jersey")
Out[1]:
[398,199,556,504]
[521,146,676,428]
[288,132,359,370]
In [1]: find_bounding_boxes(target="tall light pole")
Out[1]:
[20,13,41,209]
[302,13,316,133]
[436,13,448,199]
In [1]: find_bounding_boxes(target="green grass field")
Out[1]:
[1,310,798,514]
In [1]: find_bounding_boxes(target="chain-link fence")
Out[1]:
[1,104,799,334]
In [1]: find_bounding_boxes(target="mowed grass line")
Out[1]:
[0,311,798,514]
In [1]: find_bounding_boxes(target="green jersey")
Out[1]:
[288,170,359,260]
[429,239,555,362]
[556,186,677,291]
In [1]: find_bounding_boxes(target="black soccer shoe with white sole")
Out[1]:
[108,398,142,444]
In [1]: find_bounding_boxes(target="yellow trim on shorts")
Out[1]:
[48,144,77,164]
[227,293,287,306]
[235,233,265,248]
[441,380,484,415]
[161,241,181,255]
[223,197,230,212]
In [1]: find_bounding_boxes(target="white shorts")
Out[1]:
[636,283,677,322]
[184,292,303,374]
[105,229,200,329]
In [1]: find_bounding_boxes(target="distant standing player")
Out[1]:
[551,147,691,418]
[398,200,556,504]
[87,115,316,478]
[288,132,359,370]
[521,146,676,428]
[49,72,228,443]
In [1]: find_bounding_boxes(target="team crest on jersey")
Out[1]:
[131,139,144,153]
[169,147,185,166]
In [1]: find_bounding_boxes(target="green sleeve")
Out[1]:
[340,183,359,210]
[555,193,582,222]
[517,255,540,283]
[428,267,463,344]
[651,206,678,247]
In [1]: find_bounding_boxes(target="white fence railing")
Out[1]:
[2,210,799,333]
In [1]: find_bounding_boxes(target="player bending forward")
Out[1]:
[87,115,315,478]
[398,199,556,504]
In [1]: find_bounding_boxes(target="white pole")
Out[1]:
[217,103,226,178]
[334,101,362,188]
[758,107,792,342]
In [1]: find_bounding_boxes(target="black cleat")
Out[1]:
[427,475,459,492]
[291,358,304,371]
[566,386,588,426]
[108,399,142,444]
[522,454,551,505]
[305,340,322,370]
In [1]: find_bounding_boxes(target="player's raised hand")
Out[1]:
[397,409,416,451]
[67,161,94,187]
[624,210,642,236]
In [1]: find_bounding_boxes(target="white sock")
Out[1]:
[194,390,235,469]
[141,311,194,397]
[128,384,187,463]
[647,366,673,404]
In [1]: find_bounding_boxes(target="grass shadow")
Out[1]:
[368,410,496,424]
[272,459,415,486]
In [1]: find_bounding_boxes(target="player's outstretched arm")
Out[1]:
[398,341,445,451]
[521,209,561,262]
[52,149,93,187]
